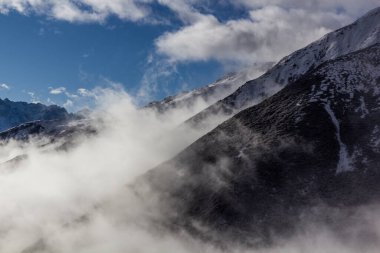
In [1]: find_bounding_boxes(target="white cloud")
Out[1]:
[0,87,215,252]
[27,91,40,103]
[154,0,379,65]
[63,99,74,108]
[0,0,378,75]
[49,87,80,107]
[233,0,380,17]
[78,88,93,97]
[0,83,10,90]
[155,5,356,64]
[0,0,153,23]
[137,58,179,103]
[49,86,66,95]
[156,0,205,24]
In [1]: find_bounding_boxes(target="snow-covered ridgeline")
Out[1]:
[200,8,380,115]
[147,62,273,114]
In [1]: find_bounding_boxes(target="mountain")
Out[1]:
[137,44,380,247]
[186,7,380,129]
[0,119,95,143]
[0,98,72,132]
[0,98,96,150]
[146,62,274,114]
[0,117,96,168]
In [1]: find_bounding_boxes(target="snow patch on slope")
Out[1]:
[355,96,369,118]
[324,102,352,173]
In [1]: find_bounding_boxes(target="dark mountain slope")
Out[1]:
[137,44,380,246]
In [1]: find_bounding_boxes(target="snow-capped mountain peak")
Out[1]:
[187,7,380,129]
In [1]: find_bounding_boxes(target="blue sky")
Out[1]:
[0,8,223,108]
[0,0,377,111]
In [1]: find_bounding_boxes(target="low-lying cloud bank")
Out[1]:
[0,88,209,252]
[0,88,380,252]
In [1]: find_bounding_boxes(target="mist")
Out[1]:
[0,88,380,253]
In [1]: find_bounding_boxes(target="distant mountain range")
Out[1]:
[0,98,71,132]
[0,99,95,145]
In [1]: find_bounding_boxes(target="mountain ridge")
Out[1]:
[136,43,380,247]
[0,98,72,132]
[145,62,274,114]
[185,7,380,129]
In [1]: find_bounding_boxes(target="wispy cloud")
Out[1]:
[77,88,93,97]
[136,56,183,105]
[63,99,74,108]
[49,86,79,100]
[0,83,10,90]
[0,0,153,23]
[49,86,67,95]
[27,91,40,103]
[48,81,128,111]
